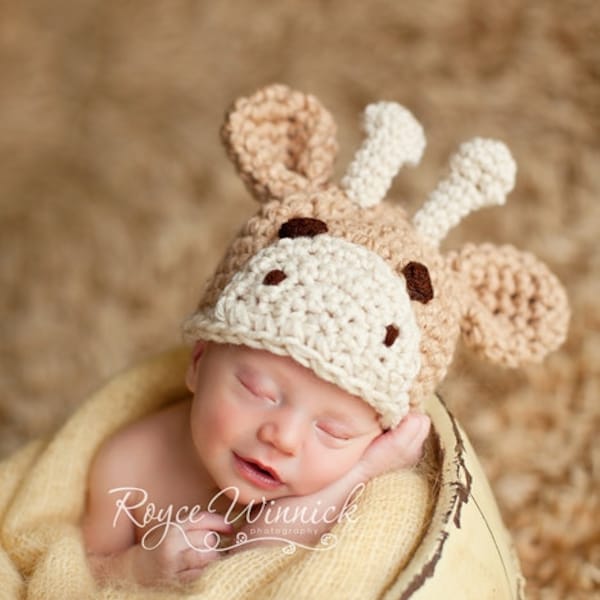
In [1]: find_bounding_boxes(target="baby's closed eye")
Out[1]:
[314,421,355,442]
[236,373,279,404]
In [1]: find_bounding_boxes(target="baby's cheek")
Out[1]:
[196,408,229,445]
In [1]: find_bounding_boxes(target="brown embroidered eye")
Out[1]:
[263,269,287,285]
[384,324,399,347]
[402,261,434,303]
[278,217,328,239]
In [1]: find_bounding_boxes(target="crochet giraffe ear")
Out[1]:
[221,84,338,203]
[447,243,570,367]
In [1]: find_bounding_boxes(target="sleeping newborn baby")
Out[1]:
[82,83,569,589]
[82,342,430,585]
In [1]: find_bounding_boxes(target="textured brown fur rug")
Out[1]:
[0,2,598,597]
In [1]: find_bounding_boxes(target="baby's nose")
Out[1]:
[258,410,305,456]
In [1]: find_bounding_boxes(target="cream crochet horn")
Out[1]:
[413,138,516,247]
[182,84,570,427]
[341,102,425,208]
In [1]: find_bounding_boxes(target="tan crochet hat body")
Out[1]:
[182,84,569,428]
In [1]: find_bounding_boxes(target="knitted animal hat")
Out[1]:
[182,84,569,428]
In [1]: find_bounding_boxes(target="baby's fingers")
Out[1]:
[176,545,221,575]
[182,512,234,536]
[394,413,431,464]
[174,525,232,581]
[183,526,232,553]
[361,413,431,477]
[180,512,235,552]
[396,412,431,445]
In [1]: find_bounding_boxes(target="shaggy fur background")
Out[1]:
[0,1,598,597]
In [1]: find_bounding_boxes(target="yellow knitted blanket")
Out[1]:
[0,348,431,599]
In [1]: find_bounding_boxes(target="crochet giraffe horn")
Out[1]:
[341,102,425,208]
[413,138,516,247]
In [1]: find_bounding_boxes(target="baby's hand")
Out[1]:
[356,412,431,481]
[130,512,234,585]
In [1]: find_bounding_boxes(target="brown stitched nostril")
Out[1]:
[402,261,434,303]
[278,217,328,239]
[263,269,287,285]
[384,324,399,347]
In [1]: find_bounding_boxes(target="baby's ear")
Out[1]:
[185,341,207,392]
[447,243,570,367]
[221,84,338,203]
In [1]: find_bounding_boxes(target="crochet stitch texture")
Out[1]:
[182,84,570,428]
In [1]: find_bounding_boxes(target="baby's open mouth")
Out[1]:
[233,453,283,489]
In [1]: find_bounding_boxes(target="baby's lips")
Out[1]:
[250,457,282,483]
[236,453,283,483]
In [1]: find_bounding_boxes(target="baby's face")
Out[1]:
[186,342,382,504]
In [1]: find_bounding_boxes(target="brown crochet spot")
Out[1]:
[384,324,399,347]
[263,269,287,286]
[402,262,434,304]
[278,217,328,239]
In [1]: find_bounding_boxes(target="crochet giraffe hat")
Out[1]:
[182,84,570,428]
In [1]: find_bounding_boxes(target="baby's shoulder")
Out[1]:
[88,399,191,490]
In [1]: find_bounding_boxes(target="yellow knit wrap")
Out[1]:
[0,349,432,599]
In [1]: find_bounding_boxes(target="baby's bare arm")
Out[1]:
[81,429,144,583]
[82,434,138,555]
[83,421,232,586]
[233,412,431,549]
